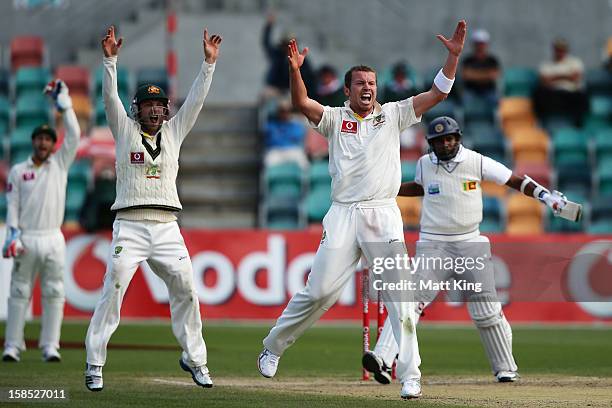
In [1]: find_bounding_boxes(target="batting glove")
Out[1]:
[2,227,24,258]
[541,190,567,215]
[44,79,72,112]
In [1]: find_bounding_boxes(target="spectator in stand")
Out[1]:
[460,29,501,105]
[262,12,315,97]
[533,38,588,126]
[315,65,345,107]
[381,61,419,104]
[264,99,308,169]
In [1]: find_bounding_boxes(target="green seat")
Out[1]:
[586,68,612,96]
[503,67,538,96]
[10,127,33,163]
[423,100,457,123]
[552,128,589,165]
[136,67,168,92]
[587,221,612,234]
[65,180,88,221]
[309,160,331,190]
[463,96,495,122]
[556,161,592,198]
[597,161,612,196]
[15,95,49,129]
[0,96,10,135]
[584,115,612,134]
[0,193,6,222]
[266,197,300,229]
[95,66,130,97]
[401,160,417,183]
[480,219,503,233]
[590,96,612,119]
[15,67,49,98]
[305,185,332,222]
[10,147,31,165]
[68,159,91,184]
[594,128,612,163]
[95,94,130,126]
[265,162,303,200]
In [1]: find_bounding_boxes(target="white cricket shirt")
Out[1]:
[312,98,421,203]
[6,109,80,232]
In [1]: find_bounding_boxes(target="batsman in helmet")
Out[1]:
[363,115,582,387]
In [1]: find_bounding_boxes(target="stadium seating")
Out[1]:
[463,96,496,123]
[15,94,50,129]
[472,132,507,165]
[401,160,417,182]
[481,196,504,232]
[15,66,50,98]
[552,127,589,166]
[514,161,552,189]
[10,127,34,164]
[423,99,458,123]
[0,96,10,135]
[136,67,169,93]
[55,65,90,96]
[506,193,543,235]
[10,36,44,70]
[502,67,538,97]
[95,65,130,97]
[265,197,301,229]
[585,68,612,96]
[305,185,332,223]
[70,94,93,130]
[509,127,549,163]
[594,128,612,164]
[481,180,507,198]
[556,160,592,198]
[0,193,6,222]
[499,97,538,135]
[309,160,331,190]
[264,162,303,200]
[588,197,612,233]
[0,68,9,96]
[597,160,612,196]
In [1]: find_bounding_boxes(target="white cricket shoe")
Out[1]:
[362,351,392,385]
[2,346,20,362]
[496,371,519,382]
[257,348,280,378]
[179,357,213,388]
[42,346,61,362]
[400,378,422,399]
[85,363,103,391]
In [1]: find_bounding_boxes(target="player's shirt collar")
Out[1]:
[344,100,382,121]
[430,145,467,164]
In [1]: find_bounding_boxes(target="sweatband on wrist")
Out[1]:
[433,69,454,94]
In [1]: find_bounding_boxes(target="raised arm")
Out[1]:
[45,80,80,169]
[101,26,128,138]
[3,167,24,258]
[168,29,221,142]
[413,20,467,118]
[288,39,324,125]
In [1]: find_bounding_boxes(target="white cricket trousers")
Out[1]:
[263,199,421,381]
[4,229,65,351]
[85,219,207,367]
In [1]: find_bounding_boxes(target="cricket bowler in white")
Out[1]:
[258,21,468,399]
[2,80,80,363]
[84,26,222,391]
[362,115,579,388]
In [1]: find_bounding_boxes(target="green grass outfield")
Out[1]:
[0,321,611,407]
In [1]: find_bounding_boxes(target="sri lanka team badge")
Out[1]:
[145,164,161,179]
[462,180,478,191]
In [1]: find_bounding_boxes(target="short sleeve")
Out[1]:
[309,106,339,139]
[396,97,421,131]
[414,157,423,186]
[482,155,512,185]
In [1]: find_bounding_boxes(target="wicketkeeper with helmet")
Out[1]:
[84,25,222,391]
[2,79,80,363]
[363,115,582,387]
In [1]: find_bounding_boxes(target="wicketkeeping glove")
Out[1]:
[2,227,24,258]
[44,79,72,112]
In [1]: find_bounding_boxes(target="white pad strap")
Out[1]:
[433,69,454,94]
[521,175,549,201]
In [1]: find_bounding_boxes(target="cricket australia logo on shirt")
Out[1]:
[340,120,358,134]
[427,182,440,195]
[372,113,386,128]
[145,164,161,179]
[130,152,145,164]
[462,180,478,191]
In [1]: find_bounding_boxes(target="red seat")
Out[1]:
[11,36,44,70]
[55,65,90,96]
[514,161,552,189]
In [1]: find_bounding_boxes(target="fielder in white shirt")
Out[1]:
[2,80,79,363]
[84,26,222,392]
[363,116,571,388]
[258,21,468,400]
